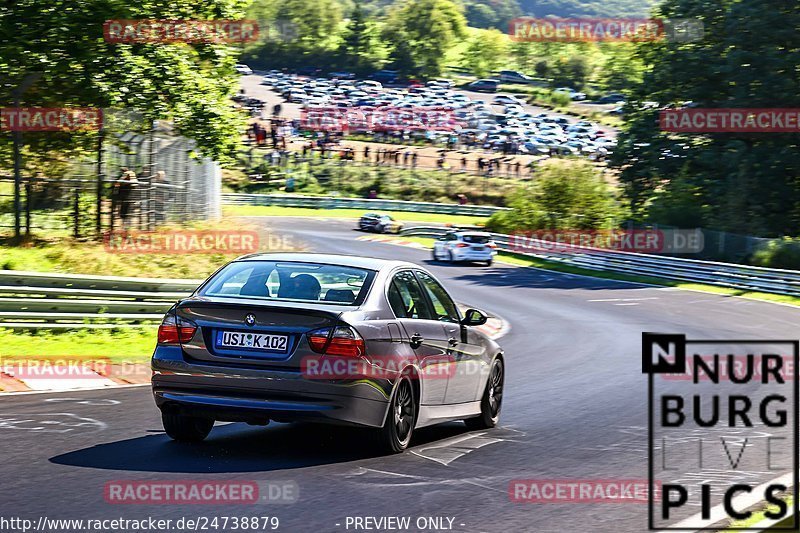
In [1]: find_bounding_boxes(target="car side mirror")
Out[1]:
[461,308,487,326]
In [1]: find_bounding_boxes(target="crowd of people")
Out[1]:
[249,121,542,178]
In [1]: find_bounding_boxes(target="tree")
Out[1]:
[486,160,626,232]
[464,0,521,30]
[383,0,467,78]
[242,0,343,70]
[550,56,590,89]
[613,0,800,237]
[462,29,507,78]
[0,0,249,165]
[338,3,374,73]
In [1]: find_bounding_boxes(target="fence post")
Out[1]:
[96,128,105,238]
[73,184,80,238]
[24,176,31,236]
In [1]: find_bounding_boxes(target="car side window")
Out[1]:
[415,271,460,323]
[389,271,432,320]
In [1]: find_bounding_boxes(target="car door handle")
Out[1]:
[448,337,458,346]
[409,333,424,348]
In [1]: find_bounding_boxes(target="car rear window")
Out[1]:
[462,235,490,244]
[200,261,375,305]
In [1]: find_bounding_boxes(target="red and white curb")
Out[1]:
[1,363,151,394]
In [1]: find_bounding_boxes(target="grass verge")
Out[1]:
[0,327,156,364]
[721,495,794,530]
[386,235,800,307]
[0,217,296,278]
[224,205,489,227]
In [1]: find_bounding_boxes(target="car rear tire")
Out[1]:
[162,412,214,442]
[376,376,416,453]
[431,249,439,261]
[485,259,493,267]
[465,357,503,430]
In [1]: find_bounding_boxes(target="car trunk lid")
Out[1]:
[175,296,347,369]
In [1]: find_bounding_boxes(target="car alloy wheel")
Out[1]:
[465,357,504,430]
[394,379,414,443]
[487,360,504,418]
[377,375,415,453]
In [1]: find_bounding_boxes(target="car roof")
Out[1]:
[235,253,416,272]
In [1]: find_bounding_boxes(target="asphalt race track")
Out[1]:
[3,216,799,532]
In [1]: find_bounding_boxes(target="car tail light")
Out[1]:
[456,242,469,248]
[487,242,497,249]
[307,326,365,357]
[157,313,197,345]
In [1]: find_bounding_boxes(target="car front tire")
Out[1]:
[162,412,214,442]
[376,376,416,453]
[465,357,503,430]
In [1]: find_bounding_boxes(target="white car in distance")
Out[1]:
[433,231,497,266]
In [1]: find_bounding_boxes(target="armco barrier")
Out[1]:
[222,193,507,217]
[3,223,800,328]
[0,271,200,328]
[401,226,800,297]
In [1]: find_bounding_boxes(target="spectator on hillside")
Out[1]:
[115,169,139,229]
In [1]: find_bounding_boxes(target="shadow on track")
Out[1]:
[429,260,653,291]
[50,420,478,473]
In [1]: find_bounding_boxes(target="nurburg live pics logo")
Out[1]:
[642,333,799,530]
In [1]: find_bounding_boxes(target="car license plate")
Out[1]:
[473,246,485,251]
[218,331,289,352]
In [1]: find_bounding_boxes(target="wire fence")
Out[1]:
[0,124,221,239]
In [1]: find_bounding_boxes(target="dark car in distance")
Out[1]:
[358,213,404,234]
[467,79,500,93]
[152,254,505,452]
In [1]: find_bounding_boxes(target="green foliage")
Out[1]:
[518,0,660,18]
[243,0,343,70]
[485,160,626,233]
[464,0,521,30]
[550,55,590,89]
[0,0,249,165]
[383,0,467,78]
[751,239,800,270]
[613,0,800,238]
[461,29,507,78]
[338,3,378,73]
[235,157,518,206]
[646,171,709,228]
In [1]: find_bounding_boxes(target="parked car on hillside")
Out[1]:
[498,70,537,85]
[467,79,499,93]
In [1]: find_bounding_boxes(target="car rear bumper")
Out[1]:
[152,349,392,428]
[452,249,495,261]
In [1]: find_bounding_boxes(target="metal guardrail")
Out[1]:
[401,226,800,297]
[222,193,507,217]
[0,271,200,328]
[4,223,800,327]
